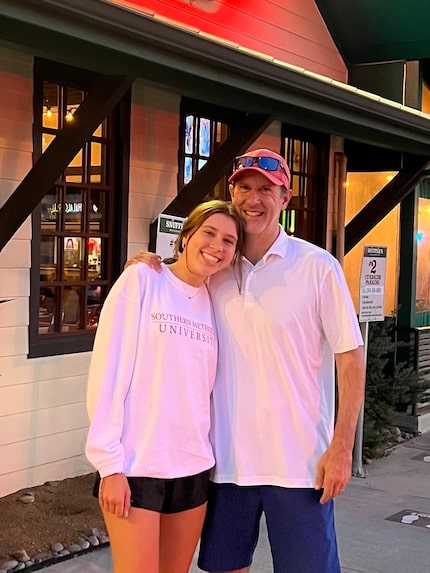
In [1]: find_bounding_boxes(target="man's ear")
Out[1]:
[281,189,292,210]
[229,183,235,200]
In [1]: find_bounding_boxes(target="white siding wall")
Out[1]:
[128,81,180,255]
[0,47,94,496]
[0,68,181,496]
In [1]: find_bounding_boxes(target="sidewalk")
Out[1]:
[46,431,430,573]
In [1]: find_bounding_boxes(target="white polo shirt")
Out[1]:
[208,228,363,488]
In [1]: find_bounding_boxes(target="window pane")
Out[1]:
[416,197,430,312]
[39,286,56,334]
[90,142,107,184]
[42,133,56,153]
[61,286,82,331]
[43,83,59,129]
[184,157,193,185]
[86,285,101,330]
[185,115,194,154]
[87,237,102,279]
[64,189,84,231]
[63,237,83,281]
[98,238,109,280]
[41,190,59,230]
[93,118,108,138]
[90,190,108,232]
[65,149,83,183]
[199,118,210,156]
[65,87,84,124]
[198,159,207,171]
[40,237,57,272]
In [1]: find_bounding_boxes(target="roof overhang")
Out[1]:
[1,0,430,155]
[315,0,430,65]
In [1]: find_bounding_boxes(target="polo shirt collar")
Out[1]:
[244,225,289,266]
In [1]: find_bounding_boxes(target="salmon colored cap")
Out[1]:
[228,148,291,188]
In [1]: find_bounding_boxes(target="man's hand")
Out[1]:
[99,473,131,518]
[315,346,365,504]
[314,442,352,504]
[125,252,162,272]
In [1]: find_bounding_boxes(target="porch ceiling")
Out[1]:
[315,0,430,65]
[1,0,430,156]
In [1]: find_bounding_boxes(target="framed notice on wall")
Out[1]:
[155,214,185,260]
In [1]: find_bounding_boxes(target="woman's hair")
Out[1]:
[173,200,244,269]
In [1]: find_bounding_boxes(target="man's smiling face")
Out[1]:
[230,172,291,241]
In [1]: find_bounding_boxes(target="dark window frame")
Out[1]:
[178,98,243,200]
[281,124,329,247]
[29,59,131,358]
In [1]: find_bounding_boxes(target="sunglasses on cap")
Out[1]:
[234,155,288,175]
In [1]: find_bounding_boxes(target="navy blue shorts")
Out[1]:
[198,482,341,573]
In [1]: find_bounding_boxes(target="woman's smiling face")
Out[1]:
[182,212,238,281]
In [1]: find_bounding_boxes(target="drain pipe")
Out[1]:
[334,152,347,266]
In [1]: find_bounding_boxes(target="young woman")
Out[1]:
[85,200,243,573]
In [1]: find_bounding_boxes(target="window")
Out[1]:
[179,99,232,200]
[30,60,130,357]
[281,127,329,246]
[416,185,430,313]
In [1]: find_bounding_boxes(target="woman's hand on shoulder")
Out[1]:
[124,252,162,273]
[98,473,131,518]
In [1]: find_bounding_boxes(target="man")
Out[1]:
[130,148,365,573]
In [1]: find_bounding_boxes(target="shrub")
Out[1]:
[363,317,429,458]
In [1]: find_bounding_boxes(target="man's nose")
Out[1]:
[247,188,261,204]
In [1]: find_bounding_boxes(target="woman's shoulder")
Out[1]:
[111,262,165,300]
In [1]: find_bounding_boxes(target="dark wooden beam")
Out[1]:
[164,113,273,217]
[345,155,430,254]
[0,74,134,252]
[149,113,273,251]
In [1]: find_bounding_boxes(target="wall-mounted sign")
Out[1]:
[155,214,185,260]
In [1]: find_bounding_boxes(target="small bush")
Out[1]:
[363,317,430,458]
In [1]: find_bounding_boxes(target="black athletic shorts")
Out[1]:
[93,468,211,514]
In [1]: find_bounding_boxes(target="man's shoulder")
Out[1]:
[285,235,336,265]
[207,266,236,292]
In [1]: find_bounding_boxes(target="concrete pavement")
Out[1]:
[46,431,430,572]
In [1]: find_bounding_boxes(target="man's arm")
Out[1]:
[315,346,365,503]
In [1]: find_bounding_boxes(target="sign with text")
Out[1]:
[359,246,387,322]
[156,214,185,260]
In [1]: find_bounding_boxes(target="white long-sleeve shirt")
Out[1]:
[86,263,217,479]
